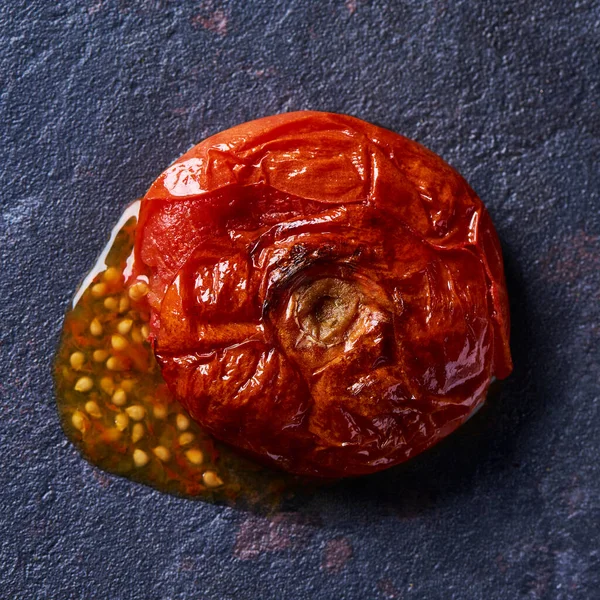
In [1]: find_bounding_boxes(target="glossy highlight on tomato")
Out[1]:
[132,111,512,478]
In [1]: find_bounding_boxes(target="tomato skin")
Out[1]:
[134,111,512,478]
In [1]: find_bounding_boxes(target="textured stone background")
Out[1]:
[1,1,599,599]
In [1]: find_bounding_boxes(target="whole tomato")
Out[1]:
[133,111,512,478]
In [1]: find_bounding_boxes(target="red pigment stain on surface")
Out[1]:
[345,0,368,14]
[377,578,402,599]
[91,468,112,489]
[540,230,599,289]
[178,557,195,572]
[191,2,228,36]
[88,0,106,15]
[248,66,277,79]
[563,475,589,519]
[496,553,508,574]
[322,537,353,573]
[233,513,317,560]
[345,0,359,14]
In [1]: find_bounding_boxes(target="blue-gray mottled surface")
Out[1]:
[1,1,599,599]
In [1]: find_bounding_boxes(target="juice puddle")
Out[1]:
[54,202,305,509]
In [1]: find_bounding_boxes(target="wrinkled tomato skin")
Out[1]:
[132,111,512,478]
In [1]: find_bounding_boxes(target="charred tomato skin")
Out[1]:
[132,111,512,478]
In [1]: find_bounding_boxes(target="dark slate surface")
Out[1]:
[1,1,598,598]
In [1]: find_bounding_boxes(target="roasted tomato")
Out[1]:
[132,111,512,478]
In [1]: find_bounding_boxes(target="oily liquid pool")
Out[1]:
[54,202,302,508]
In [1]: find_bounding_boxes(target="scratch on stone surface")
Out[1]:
[322,537,353,573]
[565,486,588,520]
[191,2,229,36]
[275,6,294,27]
[233,513,317,560]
